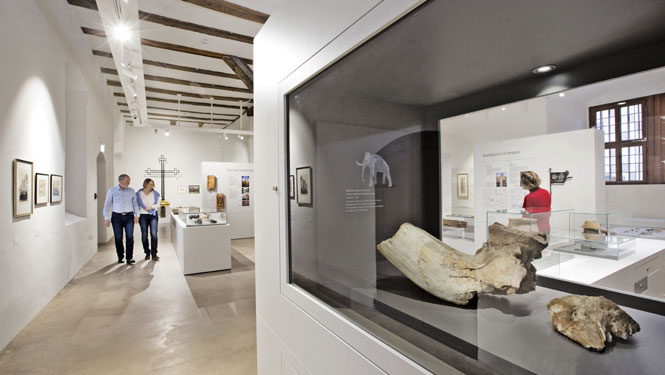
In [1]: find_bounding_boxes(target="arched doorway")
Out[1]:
[96,152,108,245]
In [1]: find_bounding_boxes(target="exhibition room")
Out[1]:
[3,0,665,375]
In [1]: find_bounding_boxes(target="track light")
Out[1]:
[113,23,131,43]
[121,67,137,80]
[223,133,228,140]
[238,134,244,140]
[165,130,170,137]
[120,49,134,68]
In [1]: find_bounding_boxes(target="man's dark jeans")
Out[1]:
[111,212,134,260]
[139,214,158,256]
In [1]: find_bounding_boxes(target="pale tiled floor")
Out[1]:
[0,233,257,375]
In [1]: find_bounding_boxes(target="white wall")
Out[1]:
[255,1,432,375]
[124,127,251,210]
[201,162,255,239]
[0,0,118,350]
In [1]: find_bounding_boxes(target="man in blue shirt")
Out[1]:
[103,174,140,264]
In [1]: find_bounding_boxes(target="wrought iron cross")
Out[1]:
[144,155,181,200]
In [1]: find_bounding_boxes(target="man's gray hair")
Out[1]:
[118,174,130,182]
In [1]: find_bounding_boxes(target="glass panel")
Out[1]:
[621,145,643,181]
[620,104,643,140]
[604,148,616,181]
[596,108,616,142]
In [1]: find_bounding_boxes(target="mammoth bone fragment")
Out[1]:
[547,295,640,351]
[377,222,548,305]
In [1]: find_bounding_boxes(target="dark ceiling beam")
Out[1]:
[113,92,243,110]
[82,27,253,65]
[222,56,253,91]
[101,67,251,93]
[93,50,239,80]
[106,80,252,103]
[181,0,269,24]
[117,102,237,118]
[138,11,253,44]
[68,0,253,44]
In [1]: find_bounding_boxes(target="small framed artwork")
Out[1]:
[456,173,469,199]
[296,167,312,206]
[14,159,33,217]
[177,185,187,193]
[189,185,200,194]
[289,175,295,200]
[206,175,216,191]
[35,173,49,205]
[50,174,63,203]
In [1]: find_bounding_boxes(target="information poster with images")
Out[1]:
[483,158,537,212]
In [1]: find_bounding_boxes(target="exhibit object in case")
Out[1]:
[170,210,231,275]
[13,159,33,217]
[207,175,216,191]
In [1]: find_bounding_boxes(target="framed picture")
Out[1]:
[289,175,295,199]
[296,167,312,206]
[50,174,63,203]
[242,176,250,187]
[456,173,469,199]
[14,159,33,217]
[35,173,49,205]
[189,185,200,194]
[177,185,187,193]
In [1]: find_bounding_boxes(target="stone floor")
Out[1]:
[0,234,257,375]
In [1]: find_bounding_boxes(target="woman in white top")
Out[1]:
[137,178,161,261]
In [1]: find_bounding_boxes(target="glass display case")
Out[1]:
[551,212,635,260]
[441,214,474,241]
[178,210,227,226]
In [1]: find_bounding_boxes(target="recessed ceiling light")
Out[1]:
[501,107,506,111]
[532,64,557,74]
[559,92,565,97]
[617,101,626,105]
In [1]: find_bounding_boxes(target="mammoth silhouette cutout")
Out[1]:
[356,152,393,187]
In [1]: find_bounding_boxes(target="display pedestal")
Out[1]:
[170,213,232,275]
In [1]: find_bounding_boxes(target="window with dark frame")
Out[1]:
[589,96,657,184]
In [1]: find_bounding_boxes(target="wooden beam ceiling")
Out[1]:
[93,50,238,80]
[117,102,237,118]
[82,27,253,65]
[113,92,244,110]
[68,0,254,44]
[106,80,252,103]
[222,56,253,91]
[181,0,269,24]
[100,67,250,93]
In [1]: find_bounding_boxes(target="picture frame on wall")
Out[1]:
[35,173,49,205]
[50,174,63,204]
[296,167,312,206]
[456,173,469,199]
[289,175,295,200]
[189,185,200,194]
[13,159,33,218]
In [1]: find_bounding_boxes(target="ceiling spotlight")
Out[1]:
[532,64,557,74]
[559,92,565,97]
[165,130,170,137]
[223,133,229,140]
[238,134,244,140]
[113,23,131,43]
[501,106,506,111]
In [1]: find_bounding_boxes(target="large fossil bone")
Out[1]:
[547,295,640,351]
[377,222,548,305]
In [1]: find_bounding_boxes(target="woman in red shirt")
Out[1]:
[521,171,551,235]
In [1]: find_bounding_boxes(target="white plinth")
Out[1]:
[170,213,232,275]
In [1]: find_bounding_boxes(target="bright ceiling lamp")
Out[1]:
[223,133,229,140]
[165,130,170,137]
[532,64,557,74]
[113,23,131,43]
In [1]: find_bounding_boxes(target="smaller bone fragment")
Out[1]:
[547,295,640,351]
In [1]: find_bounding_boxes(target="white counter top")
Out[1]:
[537,238,665,284]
